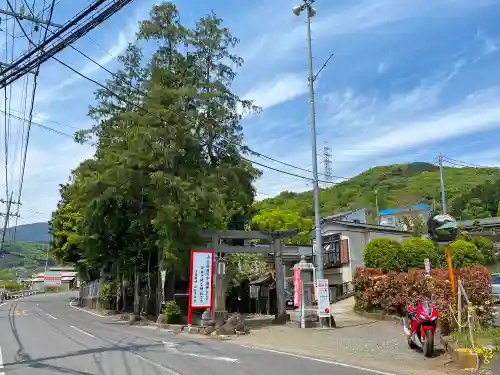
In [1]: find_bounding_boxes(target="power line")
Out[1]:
[8,0,56,196]
[250,149,349,180]
[21,19,352,183]
[0,0,133,89]
[442,155,498,169]
[1,3,348,187]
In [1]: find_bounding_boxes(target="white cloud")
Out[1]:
[477,30,499,56]
[17,139,95,223]
[377,62,388,74]
[242,0,485,66]
[242,72,308,110]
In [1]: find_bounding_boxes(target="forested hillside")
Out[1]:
[255,162,500,221]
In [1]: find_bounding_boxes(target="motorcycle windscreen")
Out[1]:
[422,300,433,316]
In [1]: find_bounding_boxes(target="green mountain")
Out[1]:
[6,222,50,243]
[0,222,54,276]
[0,241,55,271]
[255,162,500,221]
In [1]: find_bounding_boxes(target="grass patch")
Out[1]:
[450,327,500,350]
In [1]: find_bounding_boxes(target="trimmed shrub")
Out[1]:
[162,301,183,324]
[354,266,493,330]
[401,238,440,269]
[363,238,405,271]
[470,236,496,265]
[450,239,485,268]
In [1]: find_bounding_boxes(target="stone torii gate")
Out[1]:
[199,229,301,325]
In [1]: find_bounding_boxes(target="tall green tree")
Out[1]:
[52,2,261,315]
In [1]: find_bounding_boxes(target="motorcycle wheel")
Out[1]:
[423,330,434,357]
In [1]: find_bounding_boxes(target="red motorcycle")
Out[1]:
[402,298,439,357]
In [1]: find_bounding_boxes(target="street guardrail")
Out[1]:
[0,289,43,302]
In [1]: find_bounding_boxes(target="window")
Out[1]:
[492,274,500,284]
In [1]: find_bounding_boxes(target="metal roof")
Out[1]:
[458,217,500,228]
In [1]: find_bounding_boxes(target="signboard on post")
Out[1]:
[44,271,62,286]
[424,258,431,275]
[293,268,301,308]
[188,250,214,326]
[316,279,330,318]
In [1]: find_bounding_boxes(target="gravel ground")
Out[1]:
[228,318,463,375]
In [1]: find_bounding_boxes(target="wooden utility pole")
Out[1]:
[0,193,20,250]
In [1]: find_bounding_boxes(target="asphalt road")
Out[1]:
[0,292,400,375]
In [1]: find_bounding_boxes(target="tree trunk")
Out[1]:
[97,264,106,310]
[156,248,164,317]
[121,274,127,312]
[133,266,140,315]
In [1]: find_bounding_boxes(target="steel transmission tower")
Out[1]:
[322,145,333,186]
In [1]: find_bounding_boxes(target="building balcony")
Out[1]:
[313,237,349,268]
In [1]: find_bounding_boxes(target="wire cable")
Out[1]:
[49,55,338,185]
[5,9,350,183]
[250,151,349,180]
[7,0,57,211]
[442,155,498,169]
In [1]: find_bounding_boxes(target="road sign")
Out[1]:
[293,268,301,308]
[316,279,330,318]
[44,271,62,286]
[188,250,214,326]
[424,258,431,275]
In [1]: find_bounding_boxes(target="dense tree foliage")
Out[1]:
[50,3,260,314]
[252,209,313,245]
[450,178,500,219]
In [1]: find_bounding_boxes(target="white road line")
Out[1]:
[133,353,181,375]
[68,300,106,318]
[45,313,57,320]
[239,345,400,375]
[163,341,238,363]
[69,325,96,338]
[0,303,5,308]
[0,345,5,375]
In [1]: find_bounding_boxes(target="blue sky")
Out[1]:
[1,0,500,225]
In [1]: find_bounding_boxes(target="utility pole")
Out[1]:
[0,6,61,72]
[375,189,380,224]
[293,0,325,280]
[0,8,62,28]
[438,153,447,214]
[0,192,19,250]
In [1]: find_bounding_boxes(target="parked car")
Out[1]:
[492,273,500,304]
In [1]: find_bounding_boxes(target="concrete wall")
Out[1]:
[320,222,411,285]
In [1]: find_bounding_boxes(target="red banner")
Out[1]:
[293,268,301,307]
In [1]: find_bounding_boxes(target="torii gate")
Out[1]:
[198,229,303,325]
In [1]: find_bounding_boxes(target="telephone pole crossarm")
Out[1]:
[0,8,62,28]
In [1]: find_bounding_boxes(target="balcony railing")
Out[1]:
[313,238,349,268]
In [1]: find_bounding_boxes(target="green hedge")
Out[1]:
[401,238,441,269]
[363,237,486,272]
[363,238,405,271]
[449,239,485,268]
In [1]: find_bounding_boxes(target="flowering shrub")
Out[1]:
[354,266,493,330]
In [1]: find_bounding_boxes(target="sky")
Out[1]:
[1,0,500,225]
